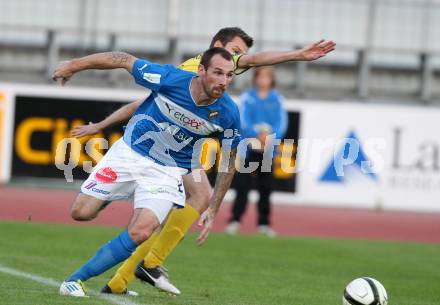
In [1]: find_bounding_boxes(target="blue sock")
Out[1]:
[67,230,137,282]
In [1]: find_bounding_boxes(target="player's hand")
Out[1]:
[298,39,336,61]
[197,207,216,246]
[71,122,102,138]
[52,60,76,86]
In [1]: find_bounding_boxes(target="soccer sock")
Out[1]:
[144,204,200,268]
[107,232,159,293]
[67,230,137,282]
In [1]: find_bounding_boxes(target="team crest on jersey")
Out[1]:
[95,167,117,183]
[208,110,219,120]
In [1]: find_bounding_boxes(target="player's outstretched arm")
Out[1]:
[197,148,237,246]
[71,97,145,137]
[52,52,136,85]
[237,39,336,68]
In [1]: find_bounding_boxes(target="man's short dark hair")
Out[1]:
[200,47,234,70]
[209,27,254,49]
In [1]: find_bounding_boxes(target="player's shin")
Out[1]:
[144,204,200,268]
[107,232,159,293]
[67,230,137,282]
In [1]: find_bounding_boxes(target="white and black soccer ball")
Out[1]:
[343,277,388,305]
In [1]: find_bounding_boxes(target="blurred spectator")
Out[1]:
[226,67,288,237]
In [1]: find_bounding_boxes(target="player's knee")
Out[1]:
[128,223,155,244]
[71,206,95,221]
[70,199,97,221]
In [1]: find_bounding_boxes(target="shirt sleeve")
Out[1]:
[131,58,171,91]
[178,55,200,73]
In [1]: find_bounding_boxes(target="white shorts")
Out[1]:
[81,139,187,223]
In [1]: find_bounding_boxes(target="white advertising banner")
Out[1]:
[293,101,440,212]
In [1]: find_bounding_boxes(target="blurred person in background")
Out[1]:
[226,67,288,237]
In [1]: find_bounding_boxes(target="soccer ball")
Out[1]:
[343,277,388,305]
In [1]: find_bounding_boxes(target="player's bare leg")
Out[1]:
[184,169,213,213]
[127,208,161,244]
[70,193,109,221]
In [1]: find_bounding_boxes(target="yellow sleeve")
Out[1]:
[178,55,201,73]
[178,53,249,75]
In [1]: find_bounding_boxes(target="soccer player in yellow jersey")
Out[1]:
[69,27,335,295]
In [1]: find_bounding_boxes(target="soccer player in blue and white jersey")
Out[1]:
[53,48,241,297]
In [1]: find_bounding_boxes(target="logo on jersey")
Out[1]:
[84,181,97,189]
[145,186,173,195]
[320,130,377,183]
[164,102,204,129]
[208,110,219,120]
[143,73,161,84]
[155,94,224,135]
[84,181,111,195]
[137,63,148,72]
[158,122,192,142]
[95,167,117,183]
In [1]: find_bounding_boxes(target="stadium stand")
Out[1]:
[0,0,439,102]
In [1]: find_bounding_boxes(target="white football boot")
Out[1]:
[59,280,88,297]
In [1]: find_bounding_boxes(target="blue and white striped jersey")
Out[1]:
[123,59,241,170]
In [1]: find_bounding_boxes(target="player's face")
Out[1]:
[200,55,234,99]
[215,37,249,55]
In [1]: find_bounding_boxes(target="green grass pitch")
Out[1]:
[0,221,439,305]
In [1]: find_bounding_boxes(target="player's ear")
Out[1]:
[198,64,206,75]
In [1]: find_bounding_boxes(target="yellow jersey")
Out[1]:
[178,53,248,75]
